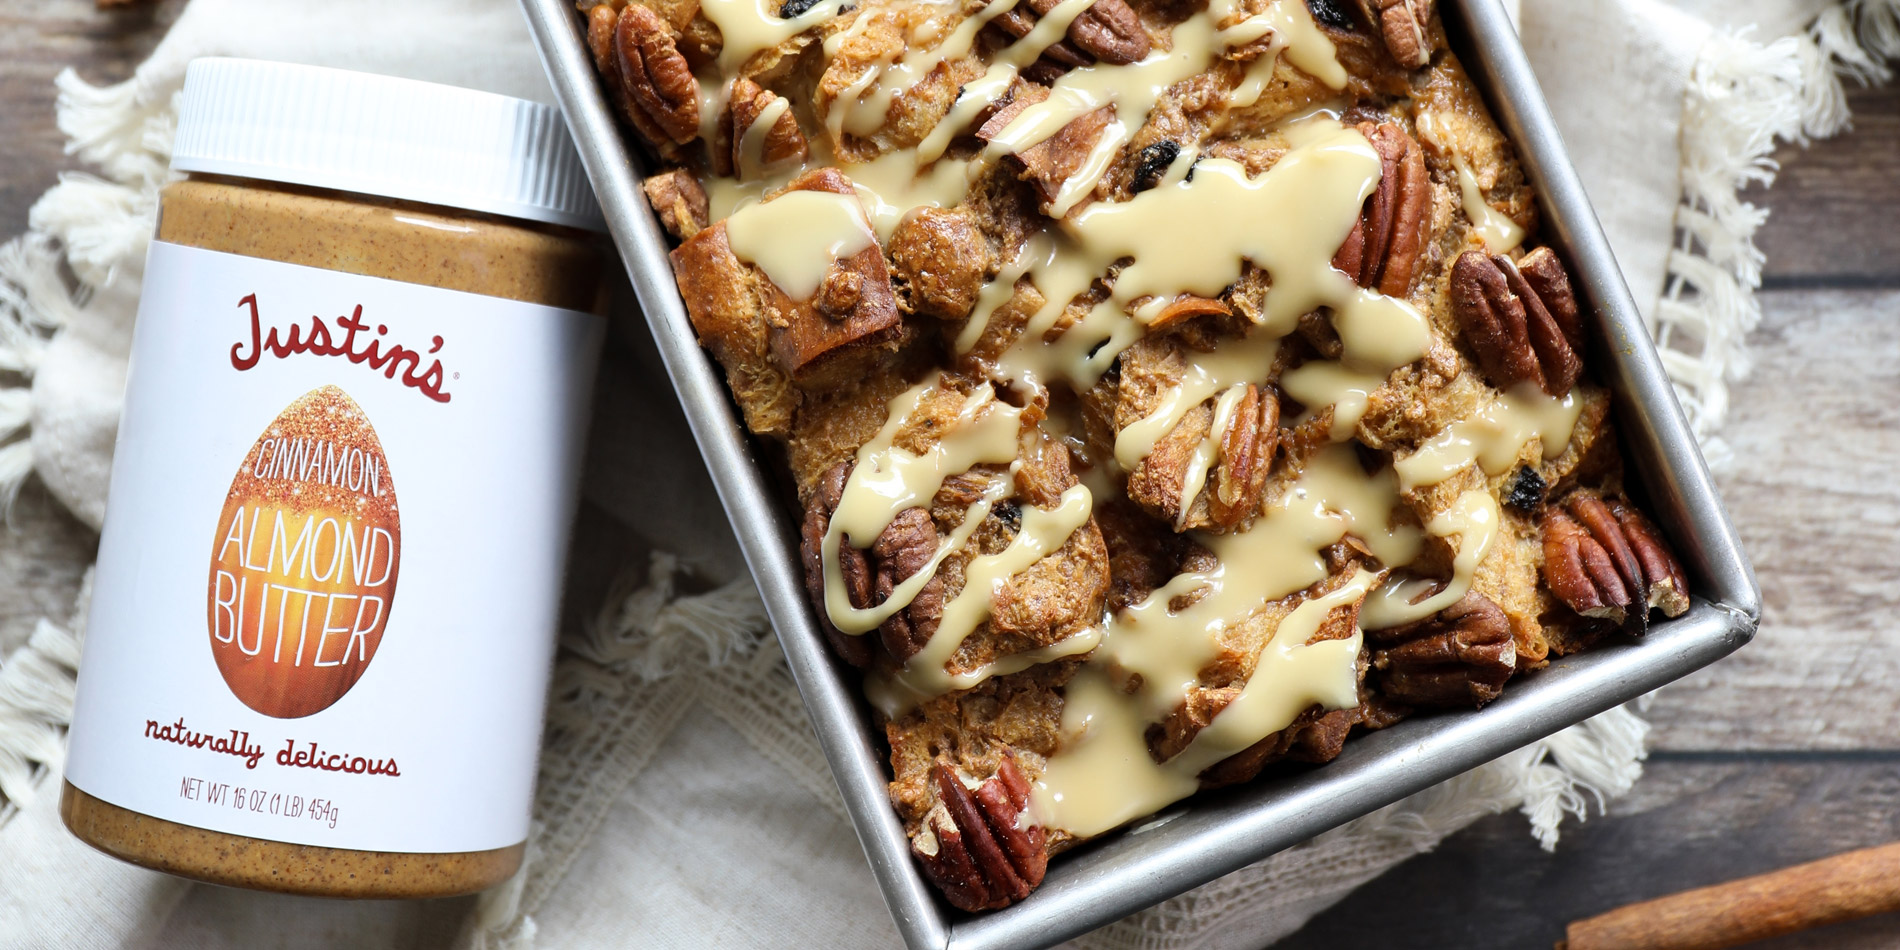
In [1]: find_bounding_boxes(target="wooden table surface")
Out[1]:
[2,3,1896,948]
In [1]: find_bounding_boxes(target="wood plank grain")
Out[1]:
[1276,755,1900,950]
[0,1,178,653]
[1755,84,1900,285]
[0,0,183,235]
[0,480,95,657]
[1642,288,1900,751]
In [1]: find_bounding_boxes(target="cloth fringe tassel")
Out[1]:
[0,69,166,524]
[0,571,90,826]
[0,234,78,524]
[1654,0,1900,473]
[459,824,545,950]
[0,621,83,813]
[573,552,772,683]
[1259,705,1650,865]
[1337,705,1650,857]
[1511,705,1650,850]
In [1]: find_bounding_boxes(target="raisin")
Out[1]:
[995,500,1023,531]
[1504,466,1547,513]
[1307,0,1353,29]
[779,0,822,18]
[1131,140,1180,194]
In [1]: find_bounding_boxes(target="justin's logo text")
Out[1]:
[229,293,453,403]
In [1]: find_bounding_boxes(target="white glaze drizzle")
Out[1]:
[1414,111,1526,253]
[693,0,1551,840]
[1394,383,1582,490]
[979,0,1342,214]
[1360,489,1501,630]
[736,96,794,181]
[832,121,1434,798]
[866,483,1096,711]
[971,119,1428,403]
[821,378,1026,634]
[1224,0,1346,107]
[1028,441,1412,834]
[1454,156,1525,252]
[701,0,856,73]
[1033,566,1378,836]
[1112,333,1280,471]
[983,15,1218,216]
[1173,383,1249,530]
[724,189,878,299]
[834,0,1086,139]
[846,150,976,240]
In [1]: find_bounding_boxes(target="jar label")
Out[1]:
[66,241,604,853]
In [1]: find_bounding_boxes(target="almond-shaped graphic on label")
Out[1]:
[207,385,400,719]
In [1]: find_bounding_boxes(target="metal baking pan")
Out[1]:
[518,0,1762,946]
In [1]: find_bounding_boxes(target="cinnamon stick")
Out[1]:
[1560,840,1900,950]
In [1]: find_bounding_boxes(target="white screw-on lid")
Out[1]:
[172,58,605,232]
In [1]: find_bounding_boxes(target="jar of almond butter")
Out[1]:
[61,58,607,898]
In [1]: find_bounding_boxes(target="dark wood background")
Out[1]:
[1,2,1896,948]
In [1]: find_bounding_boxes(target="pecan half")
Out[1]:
[603,3,701,147]
[1140,573,1368,782]
[1516,246,1584,353]
[1119,336,1283,531]
[642,169,709,241]
[800,462,876,668]
[1196,705,1367,786]
[888,206,991,321]
[1450,249,1583,396]
[1333,122,1430,299]
[587,5,649,142]
[1169,588,1373,785]
[1368,591,1514,707]
[1209,383,1278,528]
[714,78,809,180]
[989,8,1093,85]
[1542,492,1691,632]
[873,507,946,662]
[1352,0,1437,69]
[587,5,619,70]
[801,461,948,666]
[985,0,1149,79]
[914,757,1049,912]
[1055,0,1149,65]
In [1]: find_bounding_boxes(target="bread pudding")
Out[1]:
[580,0,1690,911]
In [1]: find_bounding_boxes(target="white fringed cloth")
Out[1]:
[0,1,1892,947]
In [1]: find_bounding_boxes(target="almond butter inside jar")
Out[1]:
[61,58,607,898]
